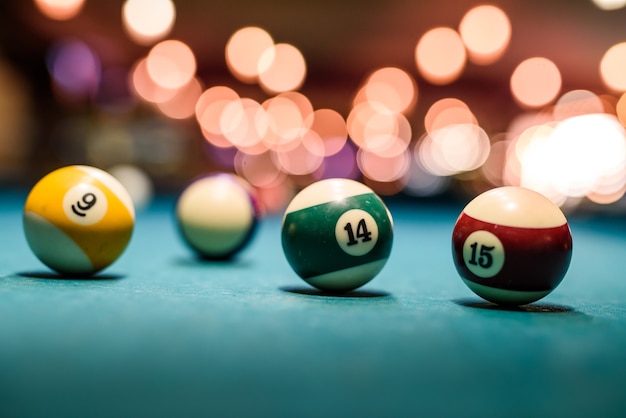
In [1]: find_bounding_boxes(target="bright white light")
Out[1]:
[517,114,626,203]
[553,114,626,196]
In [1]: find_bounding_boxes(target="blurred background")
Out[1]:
[2,0,626,213]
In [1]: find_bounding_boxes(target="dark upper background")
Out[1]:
[1,0,625,209]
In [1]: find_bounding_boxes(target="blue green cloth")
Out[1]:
[1,192,625,417]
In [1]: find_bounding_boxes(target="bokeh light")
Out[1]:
[357,67,417,114]
[418,124,490,176]
[481,137,509,187]
[258,43,306,94]
[130,57,176,104]
[306,108,347,157]
[600,42,626,92]
[592,0,626,10]
[511,114,626,205]
[234,151,285,188]
[146,40,196,90]
[357,148,410,183]
[16,1,626,208]
[157,77,203,120]
[616,92,626,127]
[404,149,450,197]
[226,27,274,83]
[47,39,100,100]
[195,86,240,147]
[34,0,85,20]
[272,130,324,176]
[424,98,477,133]
[255,179,295,215]
[553,90,604,121]
[459,5,511,65]
[513,123,566,204]
[510,57,561,108]
[122,0,176,45]
[347,102,411,157]
[547,114,626,199]
[109,164,154,211]
[220,98,267,151]
[262,94,310,151]
[279,92,314,128]
[415,27,466,85]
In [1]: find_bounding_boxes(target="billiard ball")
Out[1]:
[23,165,135,275]
[176,173,260,259]
[281,178,394,292]
[452,186,573,306]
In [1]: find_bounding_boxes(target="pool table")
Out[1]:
[1,190,625,417]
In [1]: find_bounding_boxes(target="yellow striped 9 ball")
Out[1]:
[23,165,135,275]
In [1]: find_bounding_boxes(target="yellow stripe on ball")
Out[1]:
[24,165,135,274]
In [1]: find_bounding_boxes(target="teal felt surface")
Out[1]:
[1,192,626,417]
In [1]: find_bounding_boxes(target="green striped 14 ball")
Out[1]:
[281,178,394,292]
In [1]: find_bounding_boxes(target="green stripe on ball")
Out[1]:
[282,193,393,280]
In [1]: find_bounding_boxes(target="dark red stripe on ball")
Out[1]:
[452,212,572,292]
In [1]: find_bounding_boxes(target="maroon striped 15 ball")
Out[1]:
[452,187,573,306]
